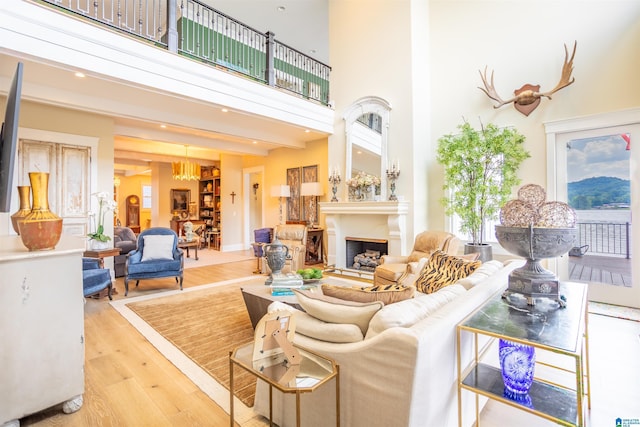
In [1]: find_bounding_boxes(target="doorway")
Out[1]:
[242,166,265,249]
[546,110,638,308]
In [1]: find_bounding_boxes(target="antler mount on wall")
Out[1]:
[478,41,577,116]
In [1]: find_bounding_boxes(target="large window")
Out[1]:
[142,185,152,209]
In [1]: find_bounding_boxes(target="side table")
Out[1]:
[456,281,590,427]
[229,342,340,427]
[177,239,199,260]
[83,247,121,269]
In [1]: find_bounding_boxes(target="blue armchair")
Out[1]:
[82,258,113,300]
[124,227,184,296]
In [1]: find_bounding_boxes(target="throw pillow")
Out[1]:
[267,301,364,343]
[293,289,384,335]
[141,235,175,262]
[414,250,481,294]
[321,283,415,305]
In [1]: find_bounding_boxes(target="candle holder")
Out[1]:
[328,172,341,202]
[386,167,400,201]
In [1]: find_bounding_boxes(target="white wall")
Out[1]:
[428,0,640,229]
[329,0,640,251]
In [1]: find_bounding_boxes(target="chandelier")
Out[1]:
[172,145,201,181]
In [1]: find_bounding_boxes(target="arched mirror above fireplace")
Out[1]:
[344,96,391,200]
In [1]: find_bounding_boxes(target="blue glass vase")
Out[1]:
[499,339,536,398]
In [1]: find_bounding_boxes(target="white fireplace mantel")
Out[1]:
[320,201,409,269]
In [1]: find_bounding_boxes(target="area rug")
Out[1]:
[182,248,255,269]
[588,301,640,322]
[110,276,268,425]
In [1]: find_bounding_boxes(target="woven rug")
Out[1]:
[110,276,267,425]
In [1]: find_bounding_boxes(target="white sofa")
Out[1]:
[253,259,523,427]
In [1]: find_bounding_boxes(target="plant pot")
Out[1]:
[89,239,111,251]
[464,243,493,262]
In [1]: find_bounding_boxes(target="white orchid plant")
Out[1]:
[87,192,118,242]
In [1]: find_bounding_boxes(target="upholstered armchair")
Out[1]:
[264,224,307,273]
[113,226,137,278]
[124,227,184,296]
[82,258,113,300]
[374,230,460,287]
[251,227,273,274]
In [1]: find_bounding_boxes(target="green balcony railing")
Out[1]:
[37,0,331,105]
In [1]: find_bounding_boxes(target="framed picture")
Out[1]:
[302,165,318,224]
[170,189,190,213]
[286,167,301,221]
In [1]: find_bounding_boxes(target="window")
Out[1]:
[142,185,152,209]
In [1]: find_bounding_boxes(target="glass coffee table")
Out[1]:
[229,342,339,427]
[456,281,590,426]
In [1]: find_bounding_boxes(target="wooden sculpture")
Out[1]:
[478,41,577,116]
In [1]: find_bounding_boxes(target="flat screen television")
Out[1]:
[0,62,23,213]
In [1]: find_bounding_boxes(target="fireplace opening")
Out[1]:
[345,237,388,271]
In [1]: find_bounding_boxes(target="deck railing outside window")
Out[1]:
[39,0,331,105]
[576,222,631,259]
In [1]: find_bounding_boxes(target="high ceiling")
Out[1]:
[1,0,330,175]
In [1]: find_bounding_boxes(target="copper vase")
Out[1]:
[10,185,31,235]
[17,172,63,251]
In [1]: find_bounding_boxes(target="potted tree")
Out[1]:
[436,119,530,261]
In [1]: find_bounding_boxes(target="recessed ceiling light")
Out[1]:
[74,72,85,78]
[160,124,167,128]
[304,129,310,133]
[277,6,286,12]
[221,108,229,113]
[252,140,257,144]
[309,49,317,55]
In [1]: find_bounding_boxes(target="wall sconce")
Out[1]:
[253,182,260,200]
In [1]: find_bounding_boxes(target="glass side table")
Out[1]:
[456,281,591,427]
[229,342,340,427]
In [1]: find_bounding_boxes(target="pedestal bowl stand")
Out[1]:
[495,225,577,307]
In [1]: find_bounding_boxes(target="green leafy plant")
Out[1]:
[436,120,530,245]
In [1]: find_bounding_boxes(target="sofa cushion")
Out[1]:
[456,260,504,289]
[268,301,364,343]
[415,250,481,294]
[365,283,467,339]
[321,283,415,305]
[141,235,175,261]
[293,289,384,335]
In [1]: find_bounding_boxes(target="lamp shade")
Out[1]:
[271,185,290,198]
[300,182,323,196]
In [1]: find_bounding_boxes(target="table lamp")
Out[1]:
[271,185,290,224]
[300,182,323,228]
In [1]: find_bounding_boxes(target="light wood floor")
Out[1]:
[20,257,640,426]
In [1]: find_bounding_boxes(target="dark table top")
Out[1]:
[460,281,588,353]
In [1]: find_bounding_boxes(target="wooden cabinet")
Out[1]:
[126,194,141,234]
[0,236,85,424]
[199,166,221,248]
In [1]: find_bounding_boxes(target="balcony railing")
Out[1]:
[576,222,632,259]
[38,0,331,105]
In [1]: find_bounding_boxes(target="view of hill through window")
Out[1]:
[566,134,631,218]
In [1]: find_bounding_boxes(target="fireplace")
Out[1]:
[346,237,388,271]
[320,201,410,270]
